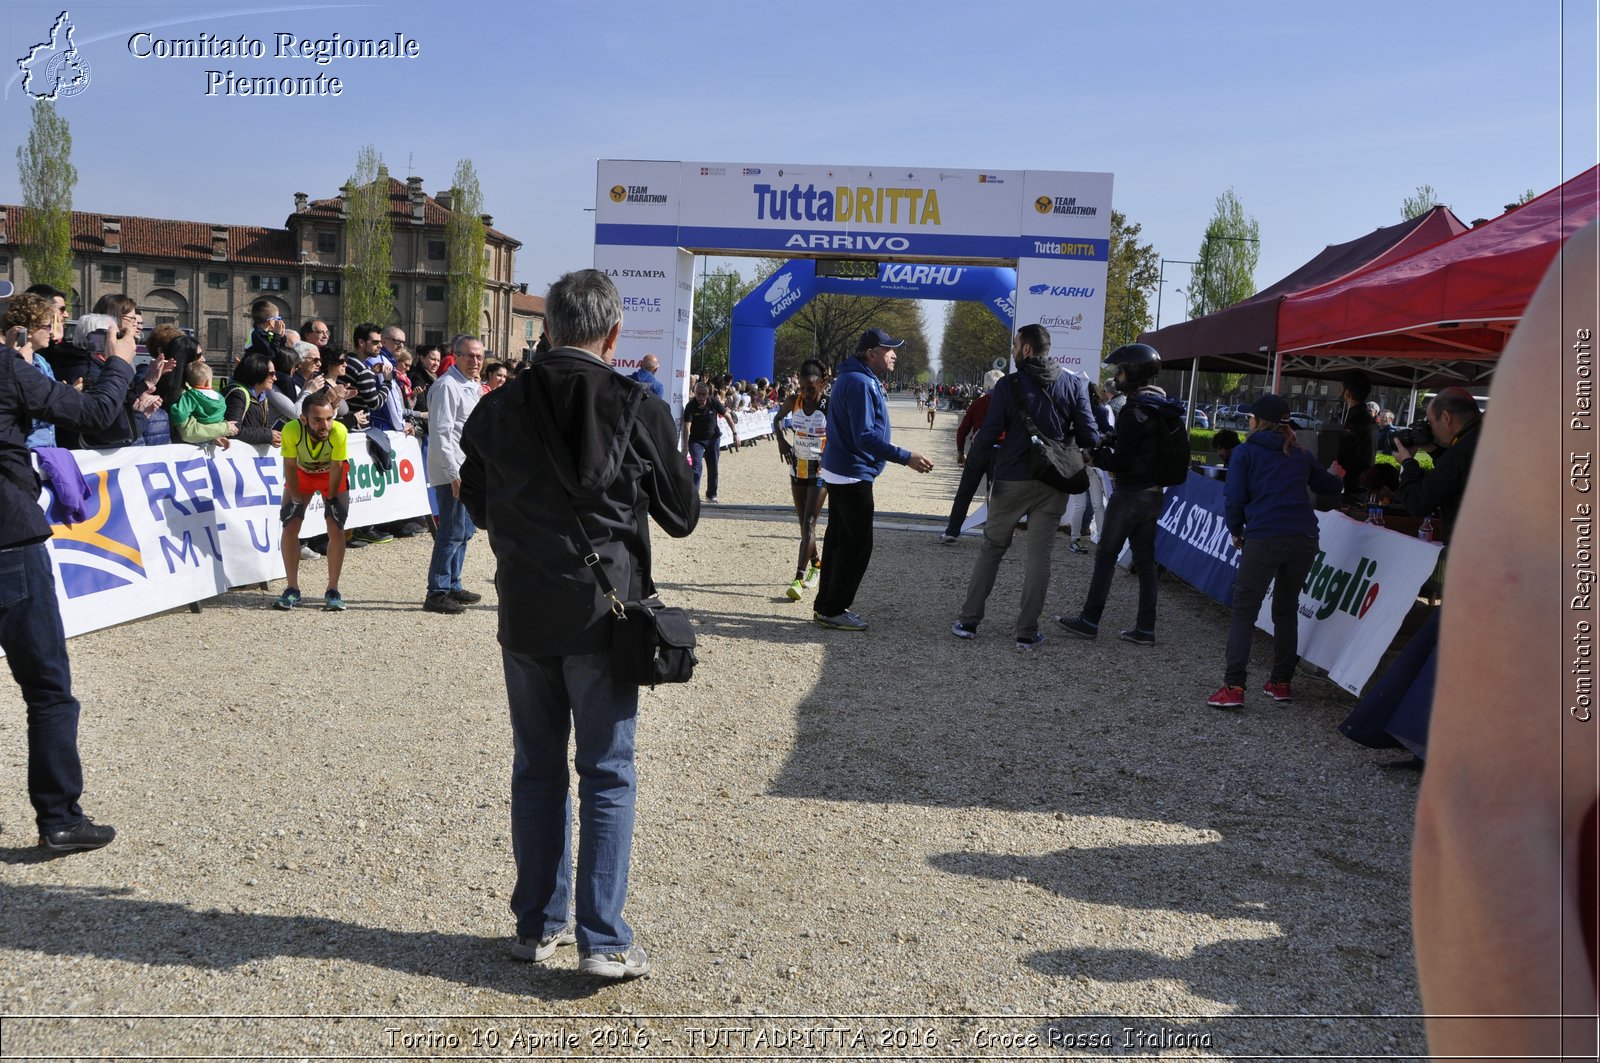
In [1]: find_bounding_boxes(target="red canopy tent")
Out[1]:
[1278,165,1600,371]
[1143,206,1466,374]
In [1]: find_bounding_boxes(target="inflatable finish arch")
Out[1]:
[729,260,1016,381]
[593,160,1113,417]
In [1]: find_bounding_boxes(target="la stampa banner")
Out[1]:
[17,434,428,646]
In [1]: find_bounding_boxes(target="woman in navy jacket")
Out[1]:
[1208,394,1344,709]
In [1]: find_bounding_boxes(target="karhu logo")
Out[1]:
[764,272,802,318]
[50,469,145,597]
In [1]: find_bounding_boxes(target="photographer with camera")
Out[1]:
[0,286,139,851]
[1393,387,1483,531]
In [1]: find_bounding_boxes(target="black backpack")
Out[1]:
[1149,405,1191,487]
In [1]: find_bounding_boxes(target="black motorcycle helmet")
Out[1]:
[1105,342,1161,393]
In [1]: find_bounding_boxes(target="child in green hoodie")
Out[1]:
[170,359,237,446]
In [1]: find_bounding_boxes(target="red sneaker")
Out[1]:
[1207,685,1245,709]
[1262,680,1293,702]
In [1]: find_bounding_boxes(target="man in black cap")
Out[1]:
[813,328,934,631]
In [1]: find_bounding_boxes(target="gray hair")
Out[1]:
[451,333,481,356]
[544,269,622,349]
[290,340,315,366]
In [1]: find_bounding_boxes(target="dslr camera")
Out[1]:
[1394,418,1434,450]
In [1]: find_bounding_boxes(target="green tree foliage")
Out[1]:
[1512,187,1537,208]
[689,265,751,379]
[1191,188,1260,317]
[342,145,395,327]
[1402,183,1440,220]
[878,300,928,383]
[1102,209,1161,357]
[15,100,76,295]
[939,301,1011,383]
[446,158,487,339]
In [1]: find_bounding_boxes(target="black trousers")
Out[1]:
[943,446,993,537]
[814,480,874,616]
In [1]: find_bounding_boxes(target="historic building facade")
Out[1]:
[0,176,527,365]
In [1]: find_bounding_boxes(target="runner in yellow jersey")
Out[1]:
[275,391,351,611]
[773,359,829,601]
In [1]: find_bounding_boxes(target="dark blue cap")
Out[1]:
[857,327,903,352]
[1240,394,1291,425]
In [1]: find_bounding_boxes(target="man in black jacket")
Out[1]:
[1057,342,1186,646]
[0,291,137,852]
[1395,387,1482,531]
[460,269,697,981]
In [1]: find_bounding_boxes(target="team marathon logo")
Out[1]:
[609,184,668,204]
[18,11,92,100]
[50,470,144,598]
[1033,195,1098,217]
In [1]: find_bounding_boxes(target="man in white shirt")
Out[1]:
[423,335,485,615]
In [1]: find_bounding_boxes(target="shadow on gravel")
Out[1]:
[0,881,622,999]
[931,837,1408,996]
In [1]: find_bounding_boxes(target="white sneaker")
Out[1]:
[579,943,650,979]
[300,545,319,560]
[511,923,576,962]
[802,563,821,589]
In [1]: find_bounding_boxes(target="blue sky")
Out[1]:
[2,0,1594,358]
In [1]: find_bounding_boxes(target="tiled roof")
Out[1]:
[511,292,545,315]
[1,206,298,265]
[304,177,518,245]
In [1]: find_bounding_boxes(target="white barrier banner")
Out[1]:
[29,433,428,642]
[720,410,777,447]
[1273,511,1443,695]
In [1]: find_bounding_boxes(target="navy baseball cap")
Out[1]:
[1240,394,1291,424]
[856,327,904,352]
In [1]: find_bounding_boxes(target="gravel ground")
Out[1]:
[0,397,1427,1060]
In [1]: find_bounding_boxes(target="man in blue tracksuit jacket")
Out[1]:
[813,328,934,631]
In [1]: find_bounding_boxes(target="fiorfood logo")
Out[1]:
[18,11,92,100]
[609,185,627,203]
[50,469,144,597]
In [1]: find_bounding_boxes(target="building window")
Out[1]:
[424,329,443,345]
[427,240,446,260]
[100,264,123,282]
[389,283,400,298]
[207,271,228,288]
[155,268,177,286]
[0,255,9,269]
[425,285,445,301]
[310,278,340,295]
[525,319,535,339]
[249,275,289,291]
[316,231,337,253]
[154,315,177,327]
[206,318,229,351]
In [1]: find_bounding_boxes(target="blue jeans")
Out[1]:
[688,439,720,500]
[426,485,475,594]
[1079,485,1165,633]
[0,542,87,833]
[503,647,640,953]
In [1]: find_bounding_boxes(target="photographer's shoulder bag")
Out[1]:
[529,393,697,689]
[1009,373,1090,494]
